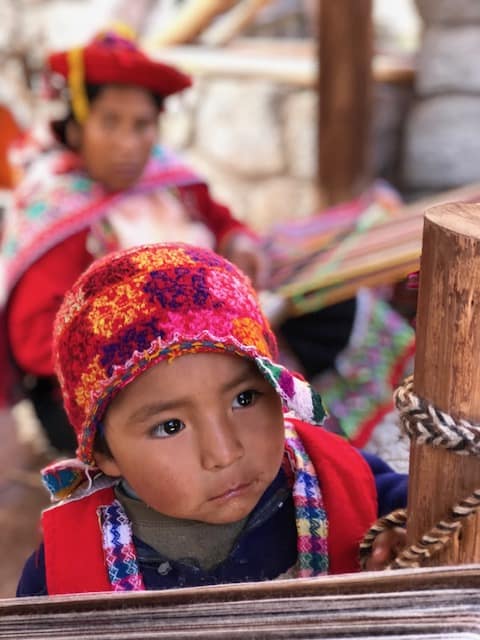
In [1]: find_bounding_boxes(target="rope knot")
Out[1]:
[394,376,480,456]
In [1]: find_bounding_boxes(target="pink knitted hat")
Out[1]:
[47,243,325,496]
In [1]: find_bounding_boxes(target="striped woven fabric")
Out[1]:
[265,181,480,316]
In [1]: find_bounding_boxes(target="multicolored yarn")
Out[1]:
[98,500,145,591]
[0,145,202,296]
[283,418,329,576]
[257,358,325,425]
[48,242,326,497]
[41,458,97,501]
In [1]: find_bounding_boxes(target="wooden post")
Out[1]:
[318,0,373,206]
[408,202,480,564]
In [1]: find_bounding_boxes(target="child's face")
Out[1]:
[97,352,285,524]
[74,85,158,191]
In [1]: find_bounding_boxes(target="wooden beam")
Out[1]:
[2,565,480,638]
[152,0,238,46]
[149,41,414,88]
[201,0,273,46]
[408,203,480,564]
[318,0,373,206]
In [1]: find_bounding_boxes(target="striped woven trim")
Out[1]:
[98,500,145,591]
[284,419,329,576]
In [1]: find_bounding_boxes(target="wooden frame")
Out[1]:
[2,565,480,638]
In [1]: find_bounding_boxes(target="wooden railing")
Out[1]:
[149,38,415,88]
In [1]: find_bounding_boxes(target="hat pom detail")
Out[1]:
[255,357,326,425]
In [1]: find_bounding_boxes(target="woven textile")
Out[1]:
[1,145,201,296]
[313,288,415,447]
[48,243,326,498]
[283,418,328,576]
[264,180,406,313]
[98,500,145,591]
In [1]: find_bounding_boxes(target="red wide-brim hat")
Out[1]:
[48,30,192,101]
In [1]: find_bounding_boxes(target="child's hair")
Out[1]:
[53,243,325,466]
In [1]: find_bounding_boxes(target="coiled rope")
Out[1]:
[395,376,480,456]
[360,375,480,570]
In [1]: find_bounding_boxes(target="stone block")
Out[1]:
[416,26,480,94]
[415,0,480,25]
[182,148,250,223]
[371,83,413,178]
[402,96,480,189]
[283,91,318,179]
[0,1,15,53]
[196,79,286,177]
[246,177,321,231]
[160,86,201,150]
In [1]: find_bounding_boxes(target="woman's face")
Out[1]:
[96,352,285,524]
[73,85,159,191]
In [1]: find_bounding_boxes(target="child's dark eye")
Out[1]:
[151,418,185,438]
[232,390,259,409]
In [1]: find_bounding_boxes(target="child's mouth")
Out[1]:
[210,481,253,501]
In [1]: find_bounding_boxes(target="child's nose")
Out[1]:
[198,418,244,470]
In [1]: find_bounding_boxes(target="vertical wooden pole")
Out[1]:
[318,0,373,206]
[408,202,480,564]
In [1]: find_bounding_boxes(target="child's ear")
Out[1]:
[95,451,122,477]
[65,120,82,150]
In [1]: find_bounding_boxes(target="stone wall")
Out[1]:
[402,0,480,195]
[160,75,320,231]
[160,68,412,232]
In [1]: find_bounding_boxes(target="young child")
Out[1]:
[17,243,407,596]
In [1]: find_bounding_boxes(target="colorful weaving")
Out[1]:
[313,288,415,447]
[284,418,329,576]
[98,500,145,592]
[265,181,480,315]
[1,145,201,296]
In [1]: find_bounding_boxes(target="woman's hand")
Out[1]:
[364,527,407,571]
[221,233,269,290]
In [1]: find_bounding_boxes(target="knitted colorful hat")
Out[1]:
[47,26,191,124]
[53,243,325,472]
